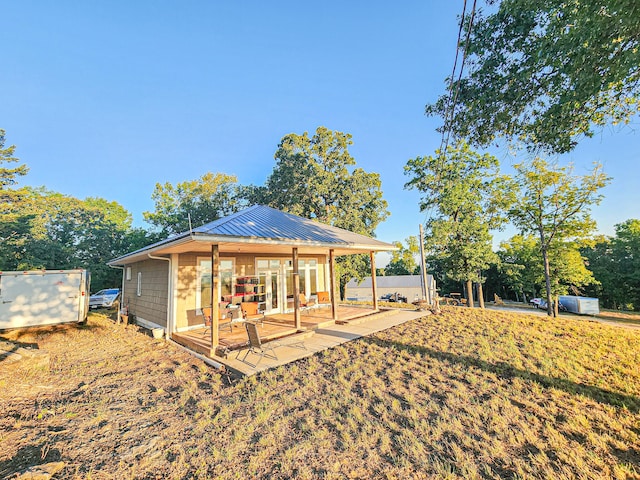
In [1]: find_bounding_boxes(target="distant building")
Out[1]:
[345,274,435,303]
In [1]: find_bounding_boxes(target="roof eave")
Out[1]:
[191,233,397,252]
[107,234,193,266]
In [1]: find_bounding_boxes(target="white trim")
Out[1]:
[196,256,235,308]
[136,272,142,296]
[176,324,207,332]
[170,254,179,336]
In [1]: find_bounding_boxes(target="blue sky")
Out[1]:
[2,1,638,250]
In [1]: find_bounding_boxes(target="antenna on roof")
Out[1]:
[188,213,193,235]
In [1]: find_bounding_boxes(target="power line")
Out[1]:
[439,0,478,157]
[438,0,468,155]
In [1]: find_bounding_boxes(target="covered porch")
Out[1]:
[172,303,379,357]
[109,206,397,363]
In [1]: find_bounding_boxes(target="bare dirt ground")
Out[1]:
[0,312,231,479]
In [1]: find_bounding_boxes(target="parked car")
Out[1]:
[443,293,465,306]
[89,288,121,310]
[532,298,567,312]
[530,298,543,308]
[380,292,408,303]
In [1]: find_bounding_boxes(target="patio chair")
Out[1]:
[201,303,236,337]
[238,321,280,367]
[316,291,331,309]
[240,302,264,326]
[299,293,316,312]
[238,321,307,367]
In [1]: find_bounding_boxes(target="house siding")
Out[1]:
[123,259,168,328]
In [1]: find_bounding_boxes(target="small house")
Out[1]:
[108,205,396,358]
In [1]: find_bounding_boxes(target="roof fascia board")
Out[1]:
[191,234,397,252]
[108,235,194,266]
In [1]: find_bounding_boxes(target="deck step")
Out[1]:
[336,308,401,326]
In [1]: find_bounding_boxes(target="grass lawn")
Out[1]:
[1,307,639,479]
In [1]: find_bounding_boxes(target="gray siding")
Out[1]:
[122,259,168,327]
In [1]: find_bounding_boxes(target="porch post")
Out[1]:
[329,249,338,321]
[292,247,301,330]
[370,251,378,311]
[210,244,219,354]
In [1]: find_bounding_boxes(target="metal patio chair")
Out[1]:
[238,322,307,367]
[237,321,280,367]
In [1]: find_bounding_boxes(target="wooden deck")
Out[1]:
[171,304,378,358]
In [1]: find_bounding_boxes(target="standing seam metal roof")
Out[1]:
[193,205,391,247]
[108,205,395,265]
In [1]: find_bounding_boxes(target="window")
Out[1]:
[196,258,234,308]
[285,258,319,297]
[137,272,142,296]
[126,267,131,281]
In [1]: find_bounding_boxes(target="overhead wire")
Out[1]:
[438,0,478,160]
[438,0,468,155]
[421,1,478,258]
[423,0,479,246]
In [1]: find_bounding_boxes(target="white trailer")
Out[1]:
[559,295,600,315]
[0,269,90,330]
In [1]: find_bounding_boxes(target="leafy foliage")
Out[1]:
[385,236,420,276]
[497,234,595,301]
[584,219,640,310]
[508,158,609,314]
[258,127,390,297]
[497,234,543,300]
[427,0,640,153]
[405,140,511,288]
[144,172,246,236]
[2,188,136,291]
[0,129,31,267]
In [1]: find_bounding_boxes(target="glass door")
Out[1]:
[257,259,281,315]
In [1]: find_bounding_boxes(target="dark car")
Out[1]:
[380,292,408,303]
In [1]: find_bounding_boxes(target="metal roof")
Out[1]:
[193,205,391,247]
[109,205,396,265]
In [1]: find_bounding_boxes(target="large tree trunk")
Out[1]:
[477,283,485,309]
[541,245,554,317]
[466,279,474,308]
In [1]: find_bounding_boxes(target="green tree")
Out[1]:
[259,127,390,298]
[0,129,31,268]
[385,236,420,276]
[497,234,543,301]
[13,188,134,291]
[144,172,245,235]
[584,220,640,310]
[427,0,640,154]
[508,158,610,315]
[405,140,512,307]
[611,219,640,309]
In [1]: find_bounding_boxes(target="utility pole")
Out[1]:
[419,224,430,305]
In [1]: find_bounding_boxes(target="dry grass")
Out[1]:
[1,307,639,479]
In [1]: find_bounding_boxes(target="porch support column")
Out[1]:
[370,251,378,311]
[329,249,338,321]
[293,247,301,330]
[210,244,220,355]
